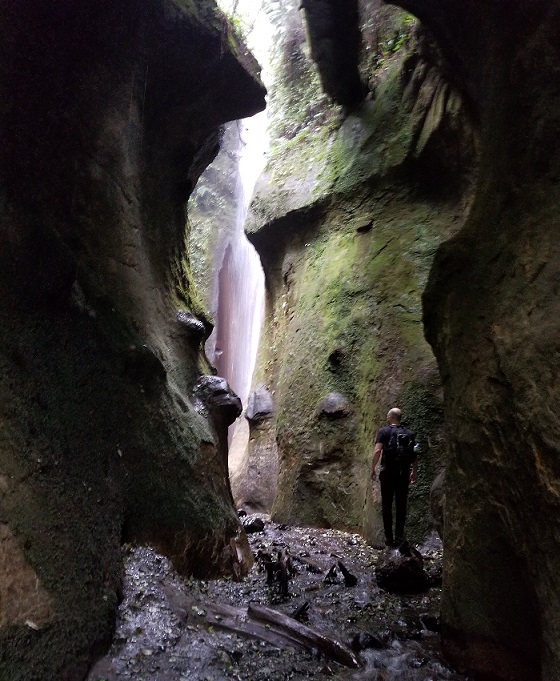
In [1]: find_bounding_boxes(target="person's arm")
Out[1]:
[371,442,383,481]
[410,459,418,484]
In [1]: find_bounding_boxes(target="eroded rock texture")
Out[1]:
[0,1,265,679]
[300,0,366,106]
[392,0,560,679]
[242,0,560,673]
[244,0,476,541]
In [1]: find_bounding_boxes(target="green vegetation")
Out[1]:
[222,10,248,42]
[259,55,414,218]
[380,12,416,61]
[361,9,417,73]
[171,228,211,325]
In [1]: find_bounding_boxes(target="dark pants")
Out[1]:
[379,464,411,543]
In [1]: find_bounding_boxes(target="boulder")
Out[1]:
[317,392,351,419]
[375,542,430,594]
[242,515,266,534]
[246,385,275,422]
[194,376,243,427]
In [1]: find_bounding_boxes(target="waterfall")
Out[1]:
[204,1,271,416]
[198,0,272,418]
[205,115,267,412]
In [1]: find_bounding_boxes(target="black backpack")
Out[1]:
[385,425,416,465]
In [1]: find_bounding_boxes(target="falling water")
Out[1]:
[205,114,267,412]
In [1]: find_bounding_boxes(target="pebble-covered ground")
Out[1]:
[87,518,470,681]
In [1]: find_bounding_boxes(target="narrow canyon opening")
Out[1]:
[1,1,557,680]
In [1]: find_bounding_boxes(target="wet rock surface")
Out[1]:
[246,386,275,422]
[193,376,243,426]
[88,521,469,681]
[375,542,430,594]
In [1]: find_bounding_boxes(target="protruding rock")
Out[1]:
[193,376,242,426]
[317,392,351,418]
[375,542,430,594]
[246,385,274,422]
[176,310,208,341]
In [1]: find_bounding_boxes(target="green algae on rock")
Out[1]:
[243,2,475,545]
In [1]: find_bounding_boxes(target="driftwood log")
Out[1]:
[248,603,360,668]
[291,555,324,574]
[164,584,360,669]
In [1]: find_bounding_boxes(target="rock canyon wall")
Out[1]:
[1,0,559,680]
[287,0,559,679]
[405,1,560,679]
[0,1,265,679]
[239,1,560,677]
[241,0,476,545]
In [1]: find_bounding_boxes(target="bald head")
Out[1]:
[387,408,402,424]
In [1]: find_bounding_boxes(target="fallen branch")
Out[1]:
[324,564,338,584]
[291,600,310,622]
[291,555,324,574]
[257,549,294,598]
[164,585,360,669]
[248,603,360,668]
[338,561,358,587]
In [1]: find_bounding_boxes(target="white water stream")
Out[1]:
[205,115,267,410]
[205,1,272,428]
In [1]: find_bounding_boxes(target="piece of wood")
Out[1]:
[164,583,360,669]
[248,603,360,668]
[324,564,338,584]
[291,600,310,622]
[292,555,324,574]
[257,549,292,598]
[338,560,358,587]
[210,614,308,651]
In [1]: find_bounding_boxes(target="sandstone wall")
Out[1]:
[0,1,265,678]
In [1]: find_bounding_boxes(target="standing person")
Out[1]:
[371,408,417,547]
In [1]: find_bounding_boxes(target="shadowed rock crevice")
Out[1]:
[301,0,367,106]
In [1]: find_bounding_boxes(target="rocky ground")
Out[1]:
[88,518,470,681]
